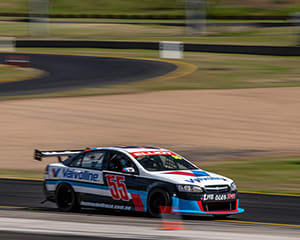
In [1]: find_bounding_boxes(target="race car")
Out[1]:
[35,146,244,217]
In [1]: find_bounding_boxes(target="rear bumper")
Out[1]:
[171,197,244,215]
[43,181,56,202]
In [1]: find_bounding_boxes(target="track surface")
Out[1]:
[0,232,114,240]
[0,53,176,96]
[0,179,299,225]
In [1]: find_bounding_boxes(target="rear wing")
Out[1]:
[34,149,83,162]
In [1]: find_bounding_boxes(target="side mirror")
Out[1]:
[122,167,136,174]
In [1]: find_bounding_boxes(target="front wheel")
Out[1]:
[147,188,171,217]
[55,183,80,212]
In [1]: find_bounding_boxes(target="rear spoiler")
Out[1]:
[34,149,84,162]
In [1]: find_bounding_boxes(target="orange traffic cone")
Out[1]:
[160,206,184,230]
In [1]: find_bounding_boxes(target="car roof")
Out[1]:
[90,146,169,153]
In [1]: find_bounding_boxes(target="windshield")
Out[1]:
[135,154,197,171]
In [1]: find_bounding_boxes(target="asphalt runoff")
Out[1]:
[0,178,299,225]
[0,53,177,96]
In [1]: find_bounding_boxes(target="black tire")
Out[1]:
[55,183,80,212]
[147,188,171,217]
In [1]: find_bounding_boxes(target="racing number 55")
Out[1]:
[106,175,129,201]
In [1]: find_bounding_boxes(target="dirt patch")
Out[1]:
[1,87,300,169]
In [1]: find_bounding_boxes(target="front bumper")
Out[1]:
[171,197,244,215]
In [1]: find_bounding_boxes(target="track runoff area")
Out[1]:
[0,178,299,240]
[0,52,299,238]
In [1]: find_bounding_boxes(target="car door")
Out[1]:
[67,150,108,204]
[102,150,140,211]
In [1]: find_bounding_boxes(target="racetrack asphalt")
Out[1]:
[0,178,299,226]
[0,232,116,240]
[0,53,177,96]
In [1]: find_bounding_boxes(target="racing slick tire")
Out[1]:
[55,183,80,212]
[147,188,171,218]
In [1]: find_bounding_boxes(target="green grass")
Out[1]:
[208,3,300,17]
[0,20,298,46]
[0,169,43,179]
[1,0,300,17]
[0,64,45,83]
[0,0,183,15]
[201,156,300,195]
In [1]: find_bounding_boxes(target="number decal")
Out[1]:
[106,175,129,201]
[116,176,130,201]
[106,175,120,200]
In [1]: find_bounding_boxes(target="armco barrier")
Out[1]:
[15,40,300,56]
[16,40,159,50]
[183,43,300,56]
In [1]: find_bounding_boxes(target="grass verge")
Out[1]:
[0,64,46,83]
[1,0,300,17]
[0,169,42,179]
[0,20,299,46]
[201,156,300,195]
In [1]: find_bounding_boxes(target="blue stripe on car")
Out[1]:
[191,171,210,177]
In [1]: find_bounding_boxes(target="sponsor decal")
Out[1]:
[130,151,176,157]
[202,193,236,201]
[62,168,99,182]
[122,167,135,173]
[106,175,129,201]
[81,201,132,211]
[51,168,61,177]
[166,170,210,177]
[185,177,227,183]
[227,193,236,200]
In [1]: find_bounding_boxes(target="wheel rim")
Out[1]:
[150,192,167,215]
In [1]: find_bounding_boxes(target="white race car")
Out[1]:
[35,146,244,217]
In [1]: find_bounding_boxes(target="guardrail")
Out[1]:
[15,40,300,56]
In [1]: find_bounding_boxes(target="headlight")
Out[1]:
[230,182,237,191]
[177,185,203,193]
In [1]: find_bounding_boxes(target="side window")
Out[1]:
[69,154,83,167]
[82,151,105,170]
[160,155,178,170]
[107,152,135,173]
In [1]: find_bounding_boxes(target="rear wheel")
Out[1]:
[147,188,171,217]
[55,183,80,212]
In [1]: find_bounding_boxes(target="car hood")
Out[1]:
[149,169,232,187]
